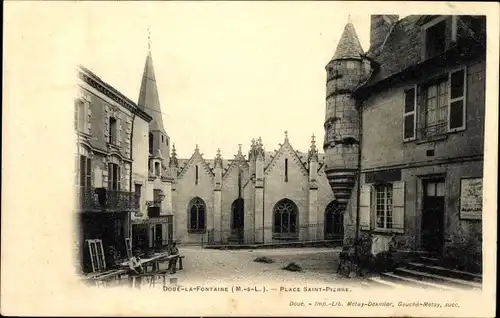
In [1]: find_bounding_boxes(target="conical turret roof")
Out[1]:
[138,50,166,133]
[331,22,364,60]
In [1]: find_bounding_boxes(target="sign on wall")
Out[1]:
[460,177,483,220]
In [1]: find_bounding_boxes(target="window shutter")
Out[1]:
[448,67,467,132]
[86,157,92,189]
[359,184,371,230]
[149,225,153,248]
[117,165,121,191]
[107,163,112,190]
[116,118,122,148]
[74,101,79,131]
[162,223,167,244]
[403,86,417,141]
[392,181,405,233]
[86,101,92,135]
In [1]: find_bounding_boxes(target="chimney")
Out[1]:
[369,15,399,56]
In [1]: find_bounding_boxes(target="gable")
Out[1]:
[223,156,249,181]
[264,142,308,178]
[177,151,214,181]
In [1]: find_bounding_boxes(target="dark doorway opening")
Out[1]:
[324,201,344,242]
[231,198,245,240]
[421,179,445,255]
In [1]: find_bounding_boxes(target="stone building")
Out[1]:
[75,66,152,273]
[323,15,486,271]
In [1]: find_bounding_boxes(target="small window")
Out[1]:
[149,133,154,154]
[134,184,142,198]
[195,165,199,185]
[284,159,288,182]
[109,117,117,144]
[161,135,164,143]
[155,162,161,177]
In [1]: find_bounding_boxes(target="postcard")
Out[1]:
[2,1,498,316]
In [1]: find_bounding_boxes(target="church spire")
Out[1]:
[138,28,165,133]
[331,19,364,60]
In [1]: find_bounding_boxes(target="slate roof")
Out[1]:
[332,22,364,60]
[363,15,422,86]
[137,51,166,133]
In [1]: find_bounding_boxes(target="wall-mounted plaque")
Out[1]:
[460,177,483,220]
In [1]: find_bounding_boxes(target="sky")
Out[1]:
[77,2,374,159]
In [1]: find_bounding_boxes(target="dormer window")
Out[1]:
[422,16,458,60]
[425,21,446,58]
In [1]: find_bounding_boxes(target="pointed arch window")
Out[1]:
[273,199,298,239]
[325,201,344,240]
[188,197,206,232]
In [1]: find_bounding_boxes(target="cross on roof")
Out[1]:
[147,27,151,51]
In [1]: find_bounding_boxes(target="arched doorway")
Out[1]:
[325,201,344,241]
[231,198,245,239]
[273,199,298,239]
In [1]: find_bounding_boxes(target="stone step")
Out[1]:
[380,272,459,291]
[417,256,441,266]
[366,276,414,289]
[407,262,482,282]
[394,267,482,290]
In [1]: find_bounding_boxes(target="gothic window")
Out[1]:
[149,133,154,154]
[273,199,298,238]
[325,201,344,240]
[109,117,117,144]
[108,163,121,191]
[188,197,206,232]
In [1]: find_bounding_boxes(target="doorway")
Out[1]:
[231,198,245,239]
[421,179,445,255]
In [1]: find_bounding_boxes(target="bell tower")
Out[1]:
[138,30,170,175]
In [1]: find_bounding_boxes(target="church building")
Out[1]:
[134,46,342,246]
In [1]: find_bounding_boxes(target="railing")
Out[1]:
[78,188,140,212]
[418,121,447,139]
[204,223,344,247]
